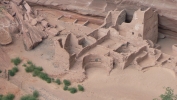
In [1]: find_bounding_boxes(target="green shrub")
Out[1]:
[22,64,27,67]
[12,67,18,73]
[27,61,33,65]
[154,87,177,100]
[11,57,21,66]
[0,70,2,73]
[25,64,43,73]
[32,70,41,77]
[39,72,48,79]
[46,78,51,83]
[68,87,77,94]
[78,85,84,91]
[29,64,36,69]
[20,90,39,100]
[160,87,177,100]
[63,86,68,91]
[8,70,15,76]
[8,67,19,77]
[63,80,71,86]
[24,61,51,84]
[25,66,35,73]
[1,94,15,100]
[38,72,51,83]
[35,67,43,71]
[33,90,39,98]
[0,95,2,100]
[55,79,61,85]
[20,95,37,100]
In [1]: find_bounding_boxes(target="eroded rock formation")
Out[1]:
[26,0,177,38]
[9,1,48,50]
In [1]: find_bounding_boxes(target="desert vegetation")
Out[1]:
[0,94,15,100]
[63,79,71,86]
[23,61,84,94]
[11,57,21,66]
[63,86,68,91]
[55,79,61,85]
[20,90,39,100]
[24,61,51,83]
[68,87,77,94]
[8,67,19,76]
[154,87,177,100]
[8,57,21,76]
[78,85,84,91]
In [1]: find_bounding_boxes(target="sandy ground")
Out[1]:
[158,37,177,56]
[0,78,23,100]
[1,6,177,100]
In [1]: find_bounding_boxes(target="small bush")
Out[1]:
[46,78,51,83]
[63,80,71,86]
[0,70,2,73]
[22,64,27,67]
[154,87,177,100]
[20,95,37,100]
[0,94,3,98]
[8,70,15,76]
[27,61,33,65]
[55,79,61,85]
[20,90,39,100]
[63,86,68,91]
[11,57,21,66]
[68,87,77,94]
[25,66,35,73]
[78,85,84,91]
[39,72,48,79]
[32,70,41,77]
[160,87,177,100]
[35,67,43,71]
[12,67,18,73]
[1,93,15,100]
[24,61,51,84]
[33,90,39,98]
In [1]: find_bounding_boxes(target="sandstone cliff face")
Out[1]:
[26,0,177,37]
[7,1,50,50]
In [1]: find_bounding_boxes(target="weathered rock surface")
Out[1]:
[9,1,48,50]
[47,28,60,36]
[0,9,19,45]
[26,0,177,37]
[0,17,13,45]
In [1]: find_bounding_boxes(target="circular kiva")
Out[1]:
[0,28,12,45]
[0,17,12,45]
